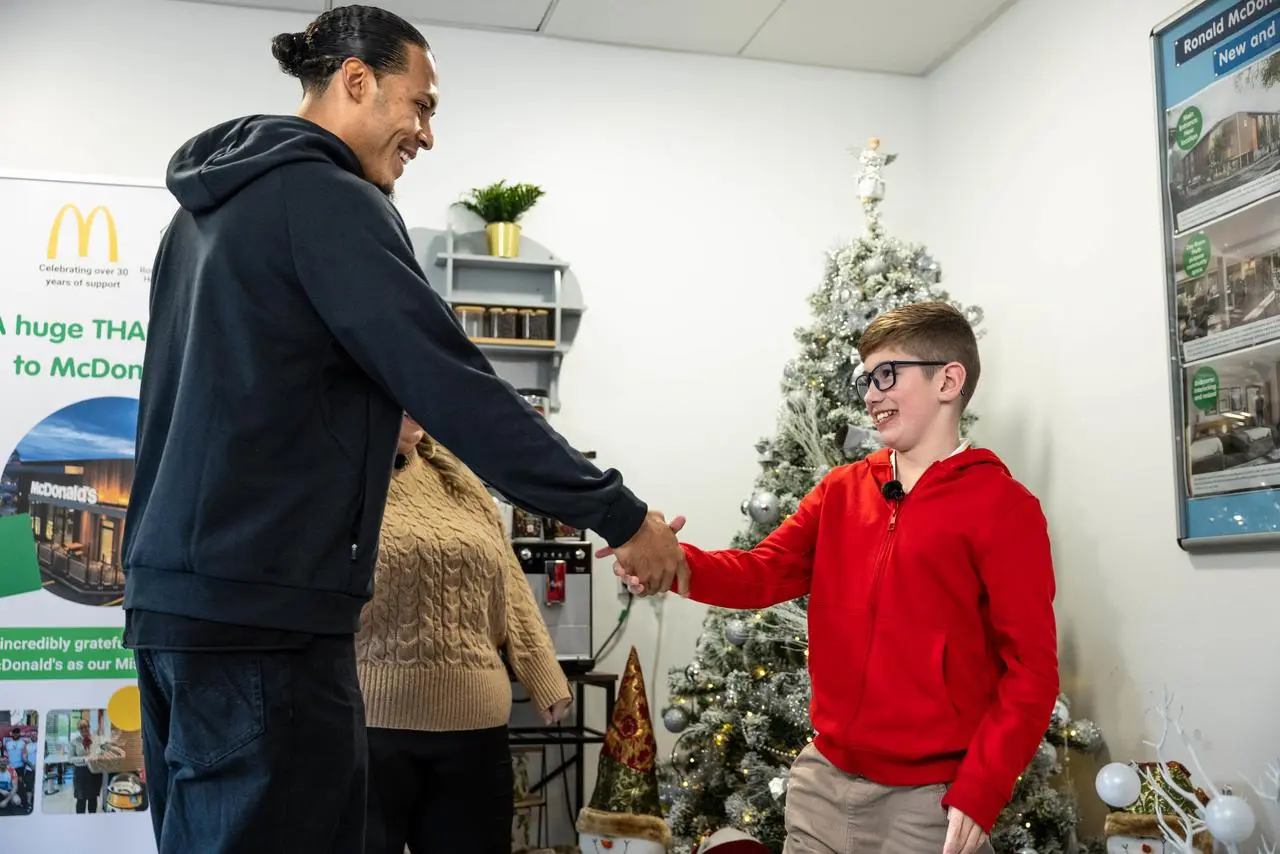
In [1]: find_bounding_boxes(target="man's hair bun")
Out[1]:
[271,31,305,76]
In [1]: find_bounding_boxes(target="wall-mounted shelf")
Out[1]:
[410,226,586,414]
[434,252,570,273]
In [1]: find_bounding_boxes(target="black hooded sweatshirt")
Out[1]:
[121,115,647,640]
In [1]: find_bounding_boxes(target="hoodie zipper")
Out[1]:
[849,491,901,722]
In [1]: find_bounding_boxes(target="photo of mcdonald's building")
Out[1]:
[0,397,137,608]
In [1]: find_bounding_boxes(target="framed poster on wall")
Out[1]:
[1154,0,1280,551]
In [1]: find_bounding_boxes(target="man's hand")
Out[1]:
[598,513,687,595]
[943,807,987,854]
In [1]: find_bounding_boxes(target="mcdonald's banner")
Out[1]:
[0,172,176,849]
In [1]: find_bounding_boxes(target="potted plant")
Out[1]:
[456,180,545,258]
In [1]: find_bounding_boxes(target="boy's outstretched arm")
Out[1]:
[941,495,1060,835]
[608,478,828,609]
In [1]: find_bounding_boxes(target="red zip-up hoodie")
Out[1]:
[676,447,1058,832]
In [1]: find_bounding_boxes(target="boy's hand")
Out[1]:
[943,807,987,854]
[606,516,687,595]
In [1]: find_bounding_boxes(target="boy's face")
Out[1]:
[858,348,963,451]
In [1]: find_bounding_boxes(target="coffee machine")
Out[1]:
[493,496,595,673]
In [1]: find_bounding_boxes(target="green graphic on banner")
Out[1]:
[0,514,43,599]
[1191,366,1220,412]
[1176,106,1203,151]
[0,627,135,680]
[1182,234,1211,278]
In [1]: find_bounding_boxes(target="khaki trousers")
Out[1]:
[782,744,994,854]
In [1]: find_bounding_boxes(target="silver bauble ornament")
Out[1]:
[864,255,887,275]
[663,706,690,733]
[1051,697,1070,727]
[1033,739,1056,772]
[748,491,781,525]
[1071,718,1105,754]
[725,619,750,646]
[842,425,874,457]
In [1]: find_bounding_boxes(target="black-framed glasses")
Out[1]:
[853,360,948,401]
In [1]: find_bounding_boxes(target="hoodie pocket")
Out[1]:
[346,391,372,564]
[849,618,963,755]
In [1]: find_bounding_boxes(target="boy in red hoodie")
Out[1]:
[612,302,1059,854]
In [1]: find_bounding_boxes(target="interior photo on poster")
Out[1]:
[1184,338,1280,495]
[1174,193,1280,362]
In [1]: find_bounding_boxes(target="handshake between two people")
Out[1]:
[596,510,689,597]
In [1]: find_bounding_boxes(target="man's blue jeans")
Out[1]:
[135,636,367,853]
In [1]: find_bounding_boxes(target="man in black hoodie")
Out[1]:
[122,6,686,853]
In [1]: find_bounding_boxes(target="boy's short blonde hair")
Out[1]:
[858,301,981,406]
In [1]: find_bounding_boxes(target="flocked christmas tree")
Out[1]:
[656,139,1106,854]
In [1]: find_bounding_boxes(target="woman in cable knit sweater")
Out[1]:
[357,415,572,854]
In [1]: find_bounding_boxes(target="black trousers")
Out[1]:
[364,725,513,854]
[135,636,367,854]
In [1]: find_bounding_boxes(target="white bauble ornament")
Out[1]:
[1203,794,1256,844]
[1095,762,1140,808]
[581,833,666,854]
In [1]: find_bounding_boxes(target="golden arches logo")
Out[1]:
[47,204,119,263]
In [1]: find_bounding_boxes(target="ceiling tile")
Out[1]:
[543,0,781,55]
[741,0,1015,75]
[380,0,554,31]
[170,0,325,13]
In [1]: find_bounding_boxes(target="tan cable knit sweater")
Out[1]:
[355,438,571,731]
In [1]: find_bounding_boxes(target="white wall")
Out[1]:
[926,0,1280,840]
[1,0,933,843]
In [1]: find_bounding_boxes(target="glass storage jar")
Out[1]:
[490,307,519,339]
[523,309,552,341]
[454,305,485,338]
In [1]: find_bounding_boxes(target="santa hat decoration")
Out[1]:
[577,646,671,848]
[697,827,769,853]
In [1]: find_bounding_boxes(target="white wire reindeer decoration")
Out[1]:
[1095,687,1279,854]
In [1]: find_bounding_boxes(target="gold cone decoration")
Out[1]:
[577,646,671,846]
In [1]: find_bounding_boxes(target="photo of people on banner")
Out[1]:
[0,712,38,817]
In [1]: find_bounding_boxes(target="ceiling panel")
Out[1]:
[741,0,1016,75]
[171,0,325,13]
[381,0,554,32]
[543,0,781,56]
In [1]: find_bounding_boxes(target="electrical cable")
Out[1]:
[592,591,632,661]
